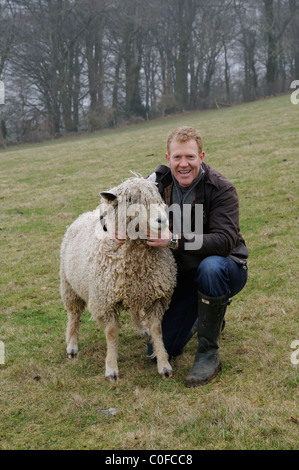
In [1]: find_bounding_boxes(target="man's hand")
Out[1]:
[146,228,173,248]
[114,230,126,244]
[106,219,126,245]
[106,218,173,247]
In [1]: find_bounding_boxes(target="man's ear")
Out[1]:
[200,151,205,163]
[165,153,170,165]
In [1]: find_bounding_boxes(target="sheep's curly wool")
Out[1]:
[60,177,177,380]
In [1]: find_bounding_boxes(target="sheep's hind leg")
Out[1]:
[148,319,173,378]
[62,278,86,358]
[104,320,119,382]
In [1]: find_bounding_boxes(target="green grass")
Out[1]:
[0,95,298,450]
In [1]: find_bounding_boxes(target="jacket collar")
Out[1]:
[157,164,206,206]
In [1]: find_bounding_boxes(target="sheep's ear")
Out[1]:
[147,172,157,183]
[100,189,117,201]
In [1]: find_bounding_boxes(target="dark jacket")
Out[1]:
[154,163,248,272]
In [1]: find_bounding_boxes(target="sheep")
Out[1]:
[60,176,177,382]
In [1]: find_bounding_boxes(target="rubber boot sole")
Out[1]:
[185,361,222,388]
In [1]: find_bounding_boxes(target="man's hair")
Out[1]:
[167,126,203,154]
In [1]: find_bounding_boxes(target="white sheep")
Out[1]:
[60,177,177,381]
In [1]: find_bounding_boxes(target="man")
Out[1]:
[146,126,248,387]
[113,126,248,387]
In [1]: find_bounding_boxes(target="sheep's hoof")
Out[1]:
[67,352,77,359]
[106,373,119,383]
[160,367,173,379]
[67,347,78,359]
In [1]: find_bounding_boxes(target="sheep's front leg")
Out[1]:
[104,321,119,382]
[148,319,172,378]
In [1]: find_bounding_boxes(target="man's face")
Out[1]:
[166,139,205,187]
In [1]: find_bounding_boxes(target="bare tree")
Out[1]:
[233,0,260,101]
[10,0,96,135]
[191,1,232,108]
[263,0,293,94]
[288,0,299,79]
[0,0,297,143]
[0,0,16,146]
[82,0,111,130]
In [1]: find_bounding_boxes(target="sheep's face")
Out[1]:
[100,177,169,241]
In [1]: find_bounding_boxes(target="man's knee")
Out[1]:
[198,256,226,277]
[195,256,229,297]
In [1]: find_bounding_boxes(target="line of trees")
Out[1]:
[0,0,298,145]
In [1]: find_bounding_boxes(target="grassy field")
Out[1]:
[0,95,298,450]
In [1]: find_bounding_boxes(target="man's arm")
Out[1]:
[178,184,240,257]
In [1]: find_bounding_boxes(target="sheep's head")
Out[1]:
[100,177,169,241]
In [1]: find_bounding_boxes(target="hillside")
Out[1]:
[0,95,298,450]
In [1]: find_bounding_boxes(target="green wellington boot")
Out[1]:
[185,291,231,387]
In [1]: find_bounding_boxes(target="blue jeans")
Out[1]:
[148,256,248,358]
